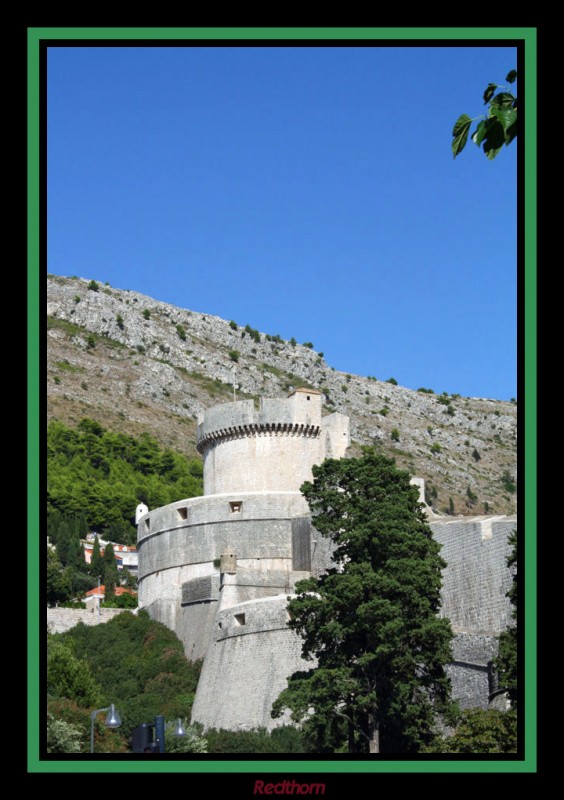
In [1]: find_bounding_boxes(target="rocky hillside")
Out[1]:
[47,275,517,516]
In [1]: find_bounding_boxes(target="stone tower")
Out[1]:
[137,389,350,731]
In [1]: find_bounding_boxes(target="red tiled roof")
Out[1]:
[85,585,137,597]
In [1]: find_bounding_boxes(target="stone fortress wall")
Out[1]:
[138,389,516,731]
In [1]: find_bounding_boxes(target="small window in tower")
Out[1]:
[144,517,150,531]
[234,613,246,626]
[230,501,242,514]
[177,507,188,521]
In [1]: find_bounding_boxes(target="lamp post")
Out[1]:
[90,703,121,753]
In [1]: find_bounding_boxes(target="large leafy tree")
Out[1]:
[452,70,517,159]
[272,450,454,753]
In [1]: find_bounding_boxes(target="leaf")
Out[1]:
[483,83,498,104]
[490,92,515,109]
[471,120,487,147]
[482,117,507,160]
[490,105,517,135]
[451,114,472,158]
[506,69,517,84]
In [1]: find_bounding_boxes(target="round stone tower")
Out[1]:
[196,388,350,495]
[136,389,350,731]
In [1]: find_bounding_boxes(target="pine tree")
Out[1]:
[103,542,119,601]
[90,535,104,579]
[272,449,454,753]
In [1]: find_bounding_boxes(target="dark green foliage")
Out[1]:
[47,637,103,709]
[379,406,389,417]
[448,497,455,515]
[205,726,305,753]
[244,324,261,343]
[495,530,518,707]
[142,308,151,320]
[47,698,128,754]
[445,405,455,417]
[176,324,187,341]
[136,344,145,353]
[386,377,398,385]
[116,314,124,330]
[228,349,240,363]
[472,448,481,462]
[466,486,478,504]
[59,611,202,738]
[417,387,434,394]
[290,337,297,347]
[273,451,454,753]
[102,591,137,609]
[87,280,99,292]
[452,71,517,160]
[46,547,73,605]
[86,334,96,349]
[430,443,441,454]
[303,342,314,349]
[229,320,237,330]
[424,709,517,753]
[390,428,400,442]
[90,536,104,581]
[74,295,81,304]
[103,542,118,598]
[501,470,516,494]
[47,419,203,542]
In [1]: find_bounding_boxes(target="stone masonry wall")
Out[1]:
[191,595,305,731]
[430,516,516,634]
[47,607,127,634]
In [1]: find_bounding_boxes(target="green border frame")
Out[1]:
[29,27,537,774]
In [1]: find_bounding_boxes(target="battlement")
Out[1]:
[196,389,349,495]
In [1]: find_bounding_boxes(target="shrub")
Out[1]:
[387,377,398,385]
[116,314,124,330]
[229,320,237,330]
[501,471,516,493]
[74,295,81,304]
[86,335,96,349]
[142,309,151,320]
[430,443,441,454]
[449,497,455,515]
[417,387,434,394]
[303,342,314,349]
[136,344,145,354]
[427,426,433,435]
[445,405,455,416]
[228,350,240,363]
[341,385,348,393]
[87,280,99,292]
[379,407,389,416]
[390,428,400,442]
[472,448,481,462]
[290,337,297,347]
[466,486,478,503]
[176,324,187,341]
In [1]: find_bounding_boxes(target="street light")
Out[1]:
[90,704,121,753]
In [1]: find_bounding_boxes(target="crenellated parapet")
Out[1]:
[196,390,349,495]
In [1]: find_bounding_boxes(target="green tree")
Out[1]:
[89,535,103,579]
[272,450,454,753]
[46,713,83,753]
[103,542,119,600]
[46,548,73,606]
[47,637,103,708]
[452,70,517,159]
[423,708,517,753]
[495,529,518,708]
[164,722,208,753]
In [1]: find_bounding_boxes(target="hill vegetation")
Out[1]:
[47,275,517,516]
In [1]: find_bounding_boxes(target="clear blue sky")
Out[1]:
[47,44,518,400]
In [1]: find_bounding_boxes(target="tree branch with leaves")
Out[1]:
[452,70,517,160]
